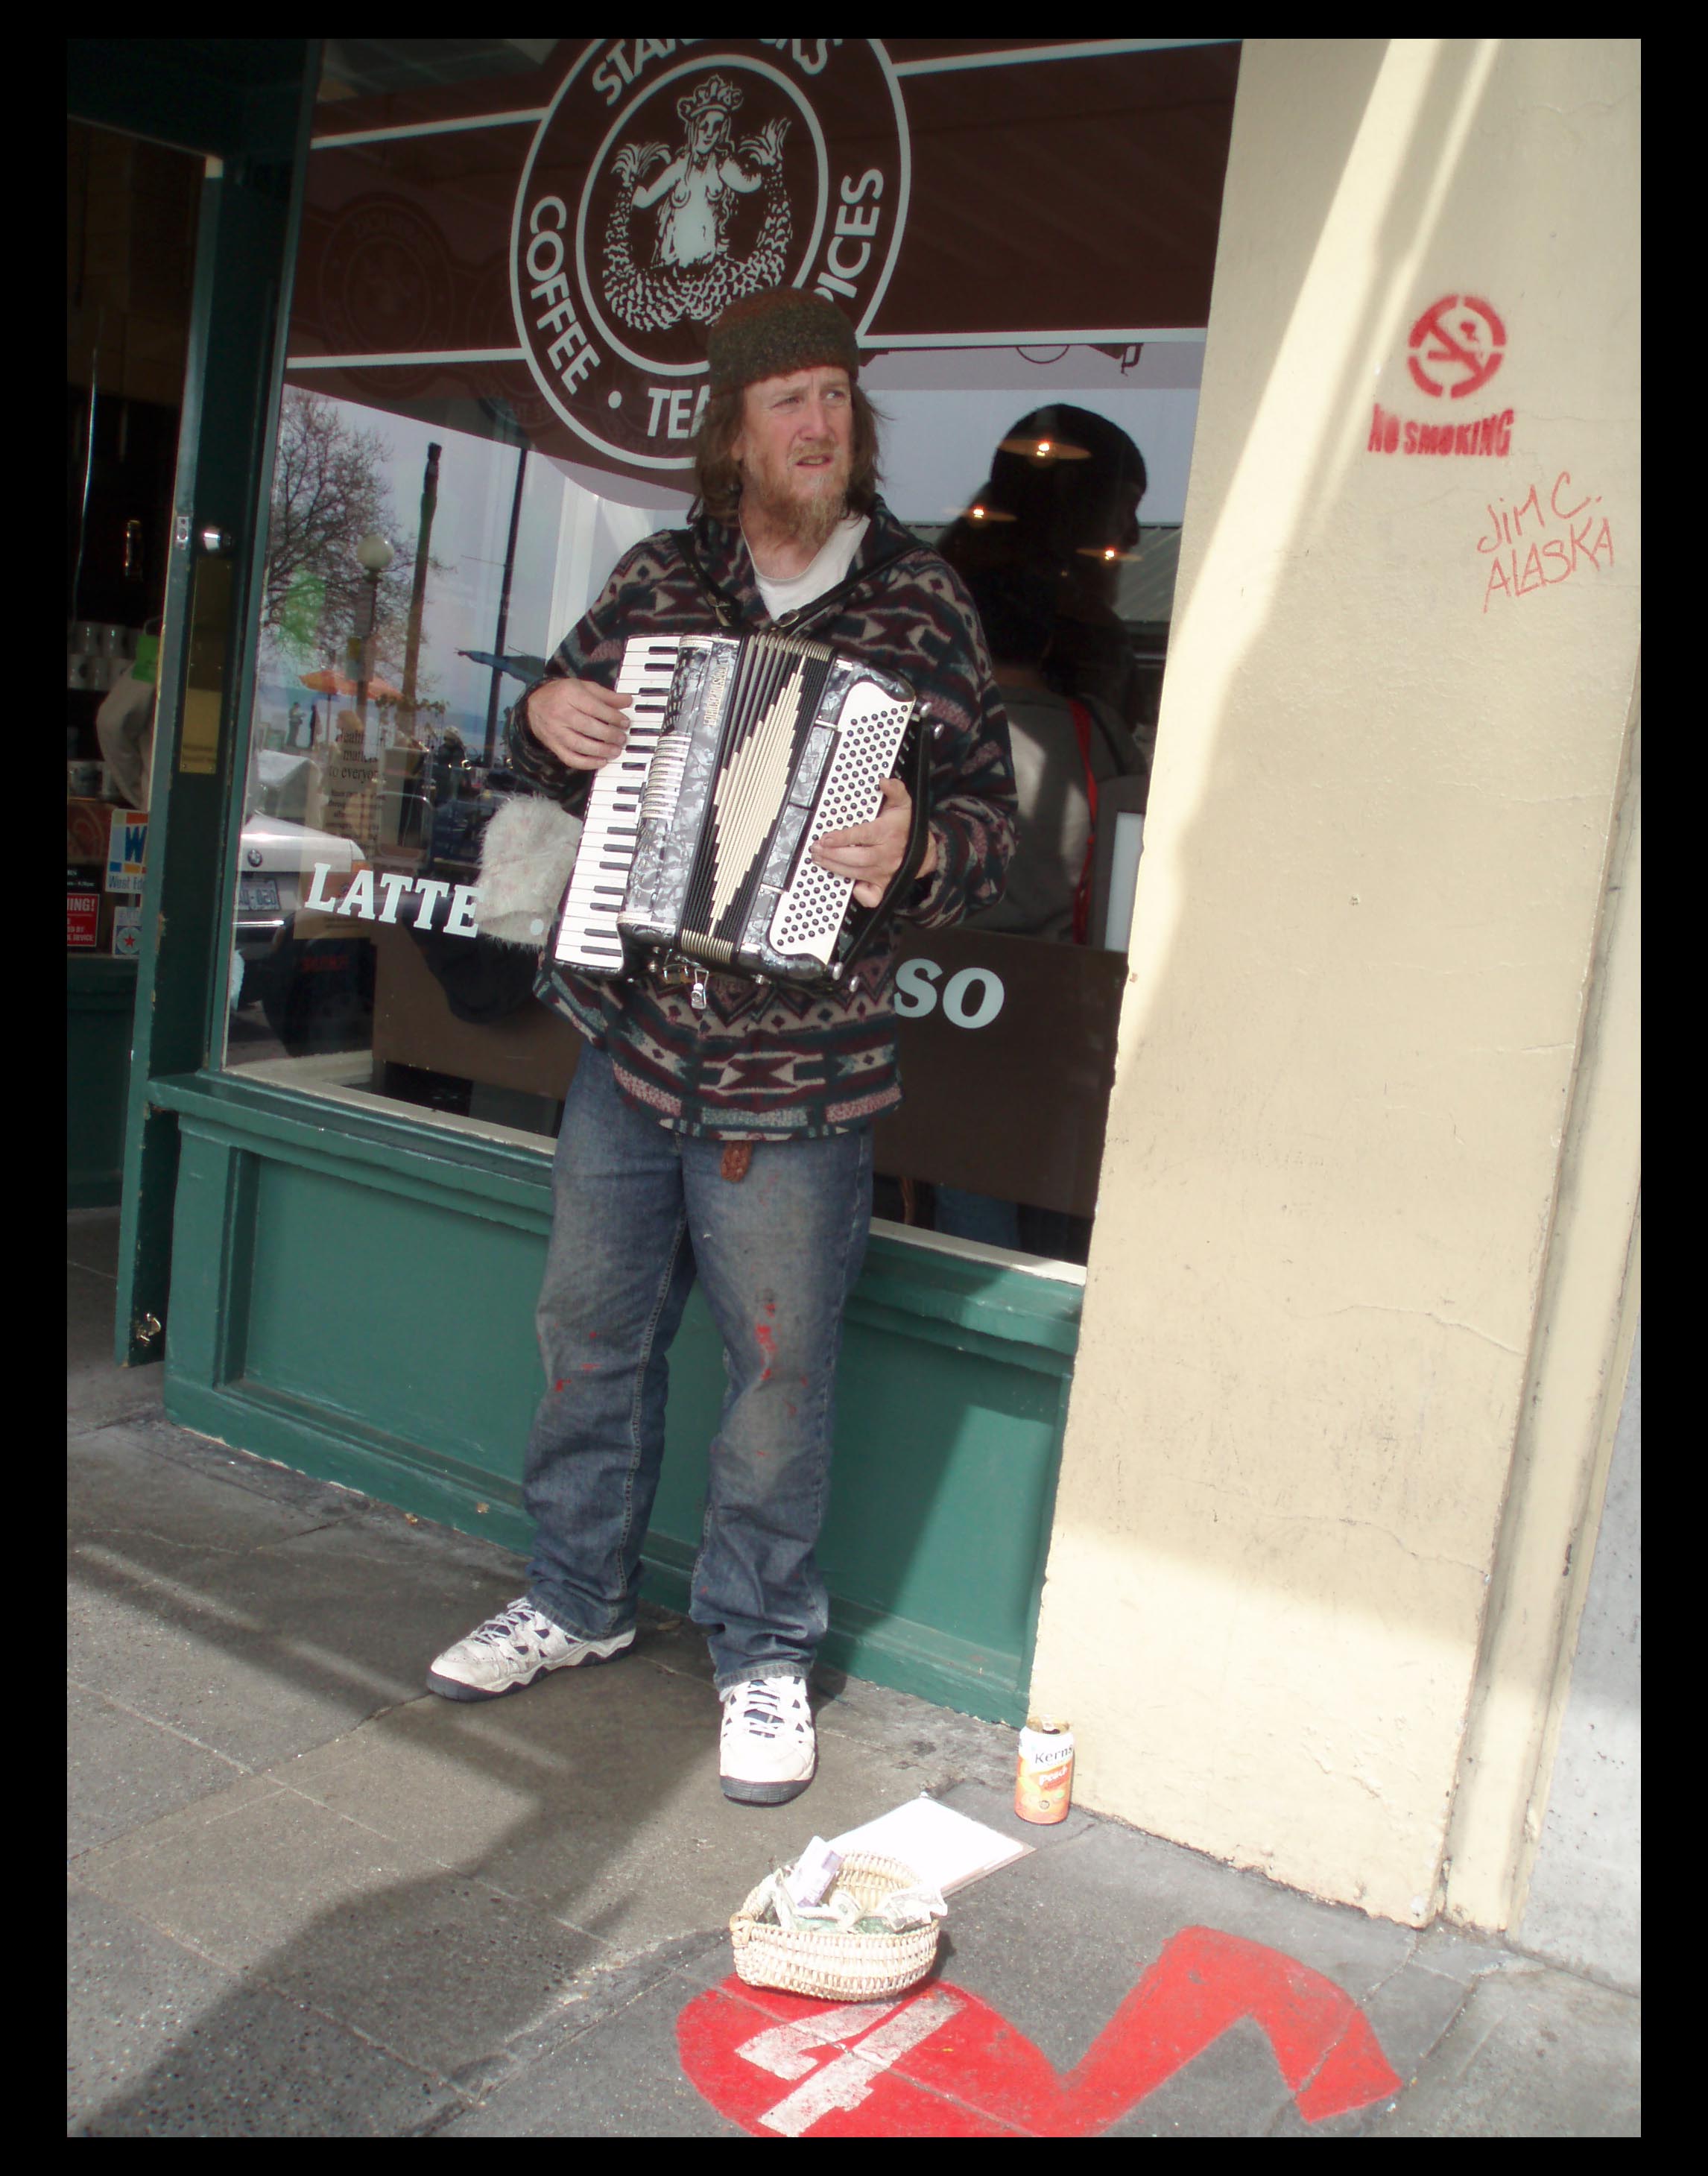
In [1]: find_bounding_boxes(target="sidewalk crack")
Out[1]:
[68,1405,168,1440]
[66,1678,257,1803]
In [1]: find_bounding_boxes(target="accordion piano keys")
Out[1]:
[552,636,680,972]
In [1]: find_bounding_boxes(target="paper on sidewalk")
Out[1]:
[827,1794,1033,1896]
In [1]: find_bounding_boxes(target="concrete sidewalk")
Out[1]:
[68,1209,1639,2137]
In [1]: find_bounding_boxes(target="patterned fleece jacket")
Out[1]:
[507,495,1017,1139]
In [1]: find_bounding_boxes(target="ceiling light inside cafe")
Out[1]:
[1000,434,1090,464]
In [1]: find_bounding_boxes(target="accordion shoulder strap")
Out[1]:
[670,528,926,636]
[669,530,743,629]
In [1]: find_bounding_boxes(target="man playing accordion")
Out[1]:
[428,286,1016,1805]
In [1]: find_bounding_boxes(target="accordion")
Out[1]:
[551,630,929,997]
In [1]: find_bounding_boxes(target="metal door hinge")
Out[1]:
[133,1313,163,1347]
[174,516,233,554]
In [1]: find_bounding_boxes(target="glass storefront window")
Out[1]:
[227,391,688,1133]
[221,38,1234,1267]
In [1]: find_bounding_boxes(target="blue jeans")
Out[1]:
[522,1046,873,1690]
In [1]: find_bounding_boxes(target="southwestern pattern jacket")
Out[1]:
[505,496,1016,1139]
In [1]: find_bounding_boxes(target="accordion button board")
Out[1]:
[551,630,919,992]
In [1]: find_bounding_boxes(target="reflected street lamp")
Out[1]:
[355,531,394,738]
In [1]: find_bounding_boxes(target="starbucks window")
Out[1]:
[222,37,1236,1268]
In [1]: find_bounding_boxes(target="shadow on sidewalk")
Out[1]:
[67,1387,947,2134]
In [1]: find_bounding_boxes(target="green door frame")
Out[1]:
[67,40,321,1365]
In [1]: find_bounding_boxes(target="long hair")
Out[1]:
[692,381,884,520]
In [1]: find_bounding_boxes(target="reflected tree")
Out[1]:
[263,389,420,677]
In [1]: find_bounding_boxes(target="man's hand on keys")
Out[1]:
[525,677,633,771]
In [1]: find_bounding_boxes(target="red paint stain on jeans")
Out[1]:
[756,1321,777,1382]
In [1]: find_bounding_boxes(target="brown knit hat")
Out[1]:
[706,286,859,395]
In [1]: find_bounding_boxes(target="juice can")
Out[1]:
[1015,1716,1075,1824]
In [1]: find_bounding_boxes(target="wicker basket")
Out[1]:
[730,1851,940,2001]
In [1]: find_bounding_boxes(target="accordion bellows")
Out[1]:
[553,630,923,992]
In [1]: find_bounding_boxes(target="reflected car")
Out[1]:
[234,812,366,970]
[235,814,376,1055]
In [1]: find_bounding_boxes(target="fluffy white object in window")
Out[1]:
[475,793,583,949]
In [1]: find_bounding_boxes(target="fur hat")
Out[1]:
[706,286,859,396]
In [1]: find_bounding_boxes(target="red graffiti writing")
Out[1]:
[1408,294,1507,400]
[1478,471,1612,612]
[1368,402,1512,458]
[677,1926,1402,2137]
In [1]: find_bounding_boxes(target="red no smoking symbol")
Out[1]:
[678,1926,1401,2137]
[1408,294,1507,400]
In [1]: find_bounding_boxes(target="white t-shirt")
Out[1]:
[750,514,869,621]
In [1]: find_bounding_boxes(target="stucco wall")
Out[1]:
[1028,39,1639,1924]
[1516,1318,1641,1990]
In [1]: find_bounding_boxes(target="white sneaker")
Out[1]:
[719,1674,817,1804]
[427,1597,633,1701]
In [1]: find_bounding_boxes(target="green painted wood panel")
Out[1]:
[240,1157,548,1484]
[153,1071,1079,1721]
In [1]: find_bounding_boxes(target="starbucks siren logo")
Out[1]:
[512,39,909,472]
[605,74,792,332]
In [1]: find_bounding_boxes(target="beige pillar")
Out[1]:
[1028,38,1639,1926]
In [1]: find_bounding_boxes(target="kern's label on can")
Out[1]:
[1015,1720,1075,1826]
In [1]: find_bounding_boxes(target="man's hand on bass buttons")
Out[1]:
[812,777,937,908]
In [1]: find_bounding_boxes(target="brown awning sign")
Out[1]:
[291,39,1239,488]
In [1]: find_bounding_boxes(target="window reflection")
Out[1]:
[875,401,1182,1262]
[224,352,1194,1265]
[938,405,1152,946]
[227,390,685,1115]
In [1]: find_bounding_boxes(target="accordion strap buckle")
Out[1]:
[689,964,710,1011]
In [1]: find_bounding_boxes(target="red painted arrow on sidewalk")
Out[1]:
[678,1925,1402,2136]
